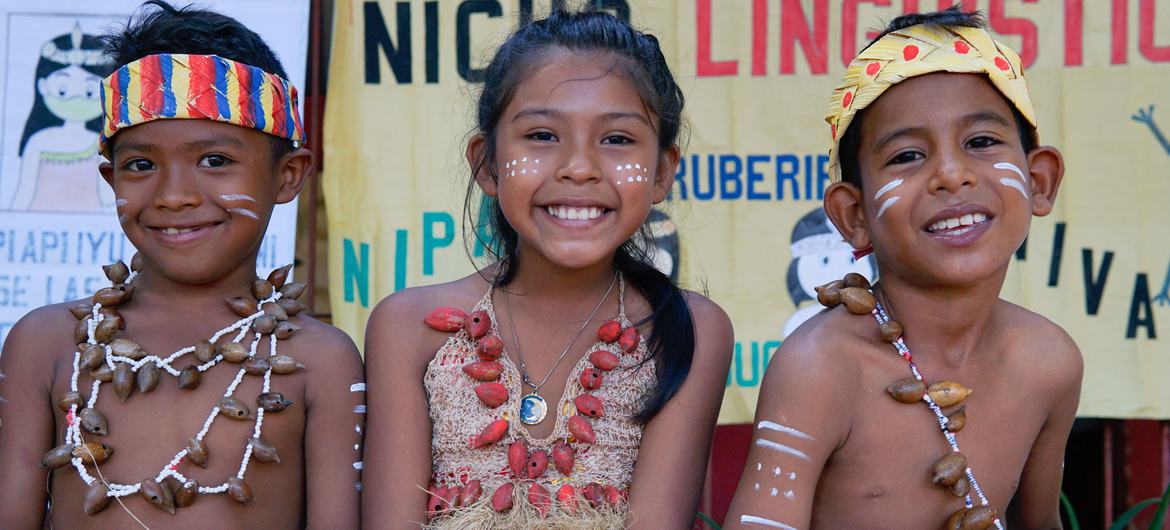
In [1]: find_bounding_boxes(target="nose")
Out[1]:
[556,143,602,184]
[928,147,977,194]
[152,166,202,211]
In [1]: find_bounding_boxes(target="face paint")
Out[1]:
[613,162,650,186]
[503,157,540,178]
[872,178,904,219]
[756,462,762,471]
[219,194,256,202]
[740,515,798,529]
[784,490,796,500]
[993,162,1029,198]
[227,207,259,220]
[770,487,779,496]
[351,380,366,490]
[115,198,129,207]
[772,466,782,476]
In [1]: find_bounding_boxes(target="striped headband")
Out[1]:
[826,24,1035,183]
[100,53,305,154]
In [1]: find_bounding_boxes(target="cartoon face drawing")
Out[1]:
[783,208,876,338]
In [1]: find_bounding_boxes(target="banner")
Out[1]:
[0,0,310,345]
[324,0,1170,422]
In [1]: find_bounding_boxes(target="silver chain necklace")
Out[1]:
[502,272,617,425]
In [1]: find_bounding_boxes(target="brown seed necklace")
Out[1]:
[817,273,1003,530]
[43,256,308,516]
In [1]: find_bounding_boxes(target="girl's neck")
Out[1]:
[504,247,617,307]
[875,267,1007,367]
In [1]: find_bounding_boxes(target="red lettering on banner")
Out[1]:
[752,0,768,75]
[1065,0,1083,66]
[842,0,892,67]
[989,0,1039,68]
[1112,0,1128,64]
[1139,0,1170,62]
[697,0,738,76]
[780,0,829,74]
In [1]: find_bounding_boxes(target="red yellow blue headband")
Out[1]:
[100,53,306,154]
[826,24,1036,183]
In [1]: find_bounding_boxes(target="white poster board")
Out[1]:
[0,0,310,344]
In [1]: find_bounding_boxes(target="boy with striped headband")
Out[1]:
[727,8,1081,530]
[0,2,363,527]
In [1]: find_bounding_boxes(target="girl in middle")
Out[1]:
[362,10,734,529]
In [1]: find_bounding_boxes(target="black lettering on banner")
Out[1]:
[1048,222,1066,286]
[1015,237,1027,261]
[1082,248,1114,316]
[1126,273,1157,339]
[364,2,412,84]
[547,0,629,21]
[519,0,534,26]
[457,1,503,82]
[425,1,439,83]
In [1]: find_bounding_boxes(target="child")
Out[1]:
[726,8,1081,530]
[0,2,364,528]
[362,10,733,529]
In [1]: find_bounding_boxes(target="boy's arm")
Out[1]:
[723,327,854,530]
[626,294,733,529]
[303,325,365,529]
[361,291,438,528]
[0,308,62,528]
[1008,333,1083,530]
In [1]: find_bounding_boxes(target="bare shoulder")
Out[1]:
[1,301,86,380]
[681,290,733,351]
[996,301,1083,387]
[365,273,491,365]
[283,314,361,369]
[765,306,866,388]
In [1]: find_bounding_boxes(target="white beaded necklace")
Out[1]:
[53,261,306,514]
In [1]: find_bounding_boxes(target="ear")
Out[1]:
[823,181,872,252]
[274,148,314,204]
[99,160,115,189]
[651,145,680,204]
[466,134,498,197]
[1025,146,1063,216]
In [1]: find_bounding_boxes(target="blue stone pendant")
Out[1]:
[519,393,548,425]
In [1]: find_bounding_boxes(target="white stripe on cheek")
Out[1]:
[219,194,256,202]
[993,162,1030,199]
[228,208,259,219]
[114,198,128,207]
[872,178,903,201]
[876,196,900,219]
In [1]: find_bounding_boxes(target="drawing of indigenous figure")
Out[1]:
[782,207,876,338]
[1132,104,1169,306]
[11,24,113,212]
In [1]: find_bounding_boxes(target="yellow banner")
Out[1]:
[324,0,1170,422]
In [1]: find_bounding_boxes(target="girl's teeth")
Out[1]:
[929,213,989,233]
[545,206,603,220]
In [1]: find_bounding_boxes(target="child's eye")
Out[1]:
[887,151,923,165]
[197,154,233,168]
[966,136,1001,149]
[527,131,557,142]
[602,134,633,145]
[122,158,155,172]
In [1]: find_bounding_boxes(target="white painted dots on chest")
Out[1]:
[503,157,540,177]
[613,162,650,186]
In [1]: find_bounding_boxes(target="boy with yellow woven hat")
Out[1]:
[726,7,1081,530]
[0,2,363,527]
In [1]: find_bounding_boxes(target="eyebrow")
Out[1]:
[511,108,652,126]
[871,111,1013,153]
[112,136,246,158]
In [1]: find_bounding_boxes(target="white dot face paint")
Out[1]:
[613,162,650,187]
[770,487,778,497]
[753,482,760,491]
[784,490,795,500]
[502,156,539,178]
[788,471,796,480]
[773,466,781,476]
[756,462,762,471]
[872,178,904,219]
[993,162,1030,199]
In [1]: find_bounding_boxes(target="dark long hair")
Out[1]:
[464,10,694,422]
[19,30,112,155]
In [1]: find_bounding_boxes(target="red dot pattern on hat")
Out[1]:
[994,56,1010,71]
[954,41,970,54]
[842,91,854,108]
[902,44,919,61]
[831,123,838,140]
[866,62,881,76]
